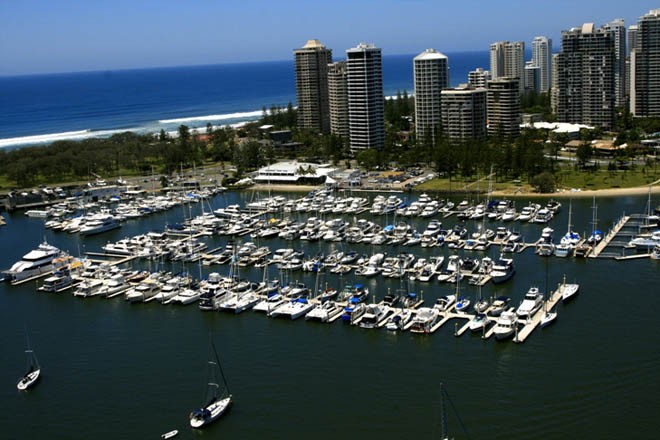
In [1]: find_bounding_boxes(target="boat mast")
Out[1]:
[211,341,231,395]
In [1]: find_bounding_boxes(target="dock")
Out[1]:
[590,215,630,258]
[512,288,563,343]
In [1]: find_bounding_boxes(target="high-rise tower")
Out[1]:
[633,9,660,117]
[531,36,553,93]
[557,23,615,128]
[413,48,449,147]
[346,43,384,151]
[327,61,349,139]
[294,39,332,133]
[490,41,525,93]
[602,19,627,107]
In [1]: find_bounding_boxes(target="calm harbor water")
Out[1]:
[1,190,658,439]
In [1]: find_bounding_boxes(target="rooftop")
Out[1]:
[414,48,448,61]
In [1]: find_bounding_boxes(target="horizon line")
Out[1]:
[0,49,492,79]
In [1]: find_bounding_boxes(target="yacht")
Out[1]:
[305,300,343,323]
[125,279,161,303]
[3,241,63,283]
[73,278,105,298]
[169,287,202,305]
[488,296,511,317]
[340,302,366,324]
[628,230,660,250]
[97,273,131,298]
[409,307,441,334]
[37,269,75,293]
[493,309,518,340]
[359,304,390,329]
[558,278,580,302]
[516,287,544,318]
[491,257,515,284]
[79,215,121,236]
[385,309,415,331]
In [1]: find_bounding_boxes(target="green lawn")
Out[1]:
[556,168,659,190]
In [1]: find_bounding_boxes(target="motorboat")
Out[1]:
[37,269,75,293]
[488,296,511,317]
[628,230,660,250]
[493,309,518,340]
[409,307,441,334]
[516,287,544,318]
[253,292,287,314]
[385,309,415,331]
[468,313,489,332]
[359,304,390,329]
[125,279,161,303]
[433,294,456,312]
[491,257,515,284]
[79,215,121,236]
[340,302,366,324]
[305,300,343,322]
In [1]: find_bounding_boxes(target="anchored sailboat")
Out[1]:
[189,339,233,428]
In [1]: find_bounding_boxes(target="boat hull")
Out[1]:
[17,369,41,390]
[190,396,233,428]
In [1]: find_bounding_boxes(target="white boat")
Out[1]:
[433,294,456,312]
[189,341,232,429]
[305,300,343,322]
[125,279,160,303]
[3,241,62,283]
[468,313,489,332]
[97,273,131,297]
[269,297,315,320]
[385,309,415,331]
[169,287,202,305]
[359,304,389,328]
[17,334,41,391]
[38,268,75,292]
[540,309,558,328]
[516,287,544,318]
[73,278,105,298]
[558,277,580,302]
[79,215,121,236]
[491,257,515,284]
[254,292,287,314]
[409,307,441,334]
[493,309,518,341]
[161,429,178,439]
[628,230,660,250]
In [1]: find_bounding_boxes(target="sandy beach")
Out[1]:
[491,182,660,199]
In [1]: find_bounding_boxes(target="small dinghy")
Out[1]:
[161,429,179,439]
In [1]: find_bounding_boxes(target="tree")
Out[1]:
[576,142,594,167]
[531,171,556,193]
[356,149,379,171]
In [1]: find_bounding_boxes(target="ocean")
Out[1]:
[1,191,659,439]
[0,51,489,149]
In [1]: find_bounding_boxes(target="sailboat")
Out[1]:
[189,340,233,429]
[17,333,41,391]
[540,256,557,328]
[556,200,580,257]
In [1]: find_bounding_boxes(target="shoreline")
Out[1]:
[249,183,660,198]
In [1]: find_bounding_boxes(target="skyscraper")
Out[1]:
[557,23,615,128]
[633,9,660,117]
[440,86,487,140]
[294,39,332,133]
[327,61,349,139]
[602,19,627,107]
[531,36,553,93]
[413,48,449,147]
[490,41,525,93]
[487,78,521,139]
[346,43,384,151]
[628,24,639,56]
[551,53,559,114]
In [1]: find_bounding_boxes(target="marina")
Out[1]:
[1,188,659,439]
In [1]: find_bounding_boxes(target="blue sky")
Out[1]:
[0,1,655,75]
